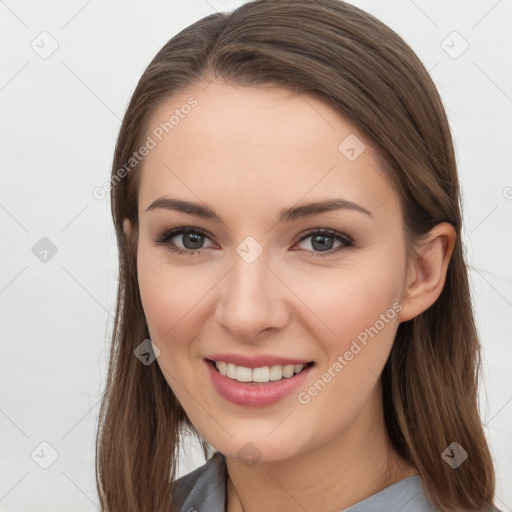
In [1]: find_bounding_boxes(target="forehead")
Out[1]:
[137,80,398,222]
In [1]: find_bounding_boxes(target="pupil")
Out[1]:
[183,232,204,249]
[312,235,333,252]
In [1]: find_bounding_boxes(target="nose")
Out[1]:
[214,249,291,341]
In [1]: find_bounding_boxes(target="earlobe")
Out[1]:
[399,222,456,323]
[123,218,132,236]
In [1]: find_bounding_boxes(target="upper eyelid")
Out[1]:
[298,228,351,240]
[155,226,348,238]
[155,227,216,244]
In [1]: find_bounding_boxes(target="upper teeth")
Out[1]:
[215,361,306,383]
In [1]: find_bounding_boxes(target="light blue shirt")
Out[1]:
[171,451,502,511]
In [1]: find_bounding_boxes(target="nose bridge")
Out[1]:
[215,243,289,339]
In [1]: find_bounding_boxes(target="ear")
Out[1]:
[399,222,456,323]
[123,218,132,236]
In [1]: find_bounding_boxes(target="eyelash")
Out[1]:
[153,227,354,258]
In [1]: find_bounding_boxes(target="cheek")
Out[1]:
[136,252,211,399]
[137,247,181,340]
[294,256,406,354]
[290,255,405,430]
[136,249,216,352]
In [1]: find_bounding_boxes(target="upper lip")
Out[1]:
[205,353,313,368]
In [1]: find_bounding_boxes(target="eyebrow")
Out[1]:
[145,197,372,222]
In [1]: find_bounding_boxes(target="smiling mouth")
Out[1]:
[206,359,315,384]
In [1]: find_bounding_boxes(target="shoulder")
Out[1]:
[170,456,503,512]
[343,475,438,512]
[343,475,504,512]
[171,451,227,512]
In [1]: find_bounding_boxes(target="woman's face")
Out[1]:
[135,80,410,463]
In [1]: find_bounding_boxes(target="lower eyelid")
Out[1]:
[294,237,352,256]
[297,231,352,246]
[158,231,215,250]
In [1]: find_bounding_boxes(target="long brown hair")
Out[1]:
[96,1,496,510]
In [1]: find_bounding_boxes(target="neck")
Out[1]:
[225,383,417,512]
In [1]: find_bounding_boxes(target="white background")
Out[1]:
[1,1,511,510]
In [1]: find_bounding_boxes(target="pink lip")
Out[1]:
[204,358,314,407]
[205,353,312,368]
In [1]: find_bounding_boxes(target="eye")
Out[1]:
[154,226,354,258]
[154,227,216,256]
[294,229,353,256]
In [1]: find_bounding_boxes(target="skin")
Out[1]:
[126,80,455,512]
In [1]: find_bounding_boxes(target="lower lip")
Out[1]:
[205,359,314,407]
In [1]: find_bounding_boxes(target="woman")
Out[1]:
[96,1,501,510]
